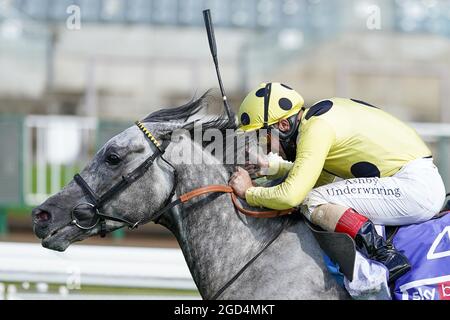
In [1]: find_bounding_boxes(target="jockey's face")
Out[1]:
[268,118,291,158]
[269,111,303,159]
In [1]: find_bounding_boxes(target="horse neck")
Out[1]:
[158,145,288,299]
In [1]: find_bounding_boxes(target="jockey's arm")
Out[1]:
[261,153,336,186]
[314,170,337,187]
[259,152,294,180]
[245,118,335,210]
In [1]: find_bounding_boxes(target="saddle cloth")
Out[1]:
[316,212,450,300]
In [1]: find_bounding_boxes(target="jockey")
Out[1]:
[229,82,446,284]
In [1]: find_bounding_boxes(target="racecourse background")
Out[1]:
[1,0,450,299]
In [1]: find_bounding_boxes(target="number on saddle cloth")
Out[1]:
[392,211,450,300]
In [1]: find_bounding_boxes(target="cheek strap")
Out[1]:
[74,174,100,206]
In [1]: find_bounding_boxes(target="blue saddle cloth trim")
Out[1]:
[323,253,345,287]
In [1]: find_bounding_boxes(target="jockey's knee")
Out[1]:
[301,189,329,221]
[301,188,367,232]
[310,203,350,232]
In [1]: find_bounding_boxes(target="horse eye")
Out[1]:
[106,153,121,165]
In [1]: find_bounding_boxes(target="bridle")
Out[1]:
[71,121,178,236]
[70,120,294,299]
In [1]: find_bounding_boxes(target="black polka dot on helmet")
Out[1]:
[278,98,293,110]
[240,112,250,126]
[255,88,267,98]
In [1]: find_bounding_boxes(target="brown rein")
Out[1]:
[178,185,295,218]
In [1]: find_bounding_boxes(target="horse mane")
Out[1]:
[143,90,237,135]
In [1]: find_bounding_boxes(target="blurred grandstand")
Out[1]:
[0,0,450,299]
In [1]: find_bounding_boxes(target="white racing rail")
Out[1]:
[411,122,450,139]
[0,242,196,291]
[24,115,97,205]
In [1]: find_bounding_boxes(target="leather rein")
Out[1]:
[72,120,294,299]
[153,185,294,222]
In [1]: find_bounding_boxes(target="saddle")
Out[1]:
[237,178,405,282]
[305,220,399,282]
[305,220,356,281]
[219,181,450,285]
[305,206,450,283]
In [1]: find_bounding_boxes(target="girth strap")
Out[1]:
[210,217,291,300]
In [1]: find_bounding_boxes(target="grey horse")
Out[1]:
[32,93,349,300]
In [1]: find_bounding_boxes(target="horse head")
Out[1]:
[32,120,177,250]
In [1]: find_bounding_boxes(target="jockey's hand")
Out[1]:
[243,152,269,176]
[229,167,254,199]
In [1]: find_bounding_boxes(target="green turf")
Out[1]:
[30,164,81,194]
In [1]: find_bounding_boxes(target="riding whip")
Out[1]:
[203,9,234,121]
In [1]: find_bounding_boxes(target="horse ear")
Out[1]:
[159,127,190,143]
[158,129,173,141]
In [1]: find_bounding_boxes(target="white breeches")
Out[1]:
[302,158,446,226]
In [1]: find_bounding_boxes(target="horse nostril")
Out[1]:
[33,209,52,224]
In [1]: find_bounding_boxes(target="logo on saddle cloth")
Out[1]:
[427,226,450,260]
[393,213,450,300]
[399,278,450,300]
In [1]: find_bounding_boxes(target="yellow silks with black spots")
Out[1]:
[245,97,432,210]
[238,82,305,132]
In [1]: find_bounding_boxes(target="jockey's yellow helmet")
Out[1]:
[238,82,304,132]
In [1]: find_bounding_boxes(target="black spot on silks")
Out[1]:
[240,112,250,125]
[281,83,293,90]
[351,99,379,109]
[351,162,381,178]
[305,100,333,120]
[278,98,293,110]
[255,88,266,97]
